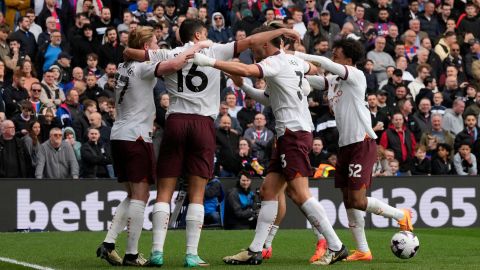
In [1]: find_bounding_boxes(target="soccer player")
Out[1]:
[96,26,204,266]
[123,19,302,267]
[296,39,413,263]
[193,25,348,265]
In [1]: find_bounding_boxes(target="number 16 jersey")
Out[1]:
[149,41,236,119]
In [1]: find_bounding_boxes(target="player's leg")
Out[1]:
[123,180,150,266]
[262,183,286,259]
[183,175,210,267]
[149,177,177,266]
[342,188,372,261]
[223,172,285,265]
[286,177,347,265]
[97,183,131,266]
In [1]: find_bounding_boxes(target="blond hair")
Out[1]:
[128,26,154,49]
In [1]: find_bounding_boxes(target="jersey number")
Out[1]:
[295,71,303,101]
[177,64,208,93]
[348,164,362,178]
[116,74,129,105]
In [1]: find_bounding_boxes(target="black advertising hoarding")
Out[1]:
[0,176,478,232]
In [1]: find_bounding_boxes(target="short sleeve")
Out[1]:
[138,61,158,80]
[211,42,236,61]
[256,57,280,78]
[148,49,170,62]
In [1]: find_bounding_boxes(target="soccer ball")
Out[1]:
[390,231,420,259]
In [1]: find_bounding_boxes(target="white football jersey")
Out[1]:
[110,61,157,143]
[149,41,236,119]
[326,65,377,147]
[257,51,314,137]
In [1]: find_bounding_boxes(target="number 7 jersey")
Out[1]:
[148,41,236,119]
[256,50,314,137]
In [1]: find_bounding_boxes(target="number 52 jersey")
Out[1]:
[148,41,236,119]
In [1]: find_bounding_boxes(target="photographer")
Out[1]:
[223,170,259,230]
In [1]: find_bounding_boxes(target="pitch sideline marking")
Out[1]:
[0,256,56,270]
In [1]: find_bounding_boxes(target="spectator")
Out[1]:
[3,70,29,118]
[345,5,369,36]
[117,10,135,33]
[407,61,430,100]
[454,113,479,150]
[373,145,391,177]
[415,76,436,106]
[71,24,100,68]
[38,107,61,142]
[56,88,83,127]
[408,18,428,48]
[37,29,67,75]
[83,53,104,79]
[395,56,415,81]
[363,59,378,94]
[73,99,97,143]
[318,12,340,49]
[325,0,346,27]
[419,113,455,149]
[215,114,240,177]
[442,75,464,108]
[367,36,395,83]
[0,120,32,177]
[37,0,67,33]
[63,126,82,162]
[85,74,110,100]
[203,178,224,226]
[303,17,322,54]
[92,7,115,39]
[374,8,395,38]
[411,144,431,175]
[5,0,30,31]
[19,59,39,93]
[465,39,480,80]
[431,143,453,175]
[98,27,124,69]
[367,93,389,140]
[37,16,67,49]
[385,25,400,57]
[97,63,116,90]
[35,127,79,179]
[9,16,37,60]
[435,31,457,62]
[132,0,150,25]
[12,100,36,138]
[39,69,65,108]
[291,9,306,39]
[68,13,89,44]
[443,98,465,136]
[453,142,477,176]
[389,159,401,176]
[236,96,258,131]
[208,13,233,44]
[418,2,440,40]
[22,120,41,168]
[431,92,447,115]
[309,137,329,169]
[464,91,480,118]
[87,112,111,145]
[80,127,113,178]
[411,98,432,140]
[380,112,416,175]
[457,2,480,38]
[214,102,242,135]
[243,113,273,165]
[224,171,258,230]
[28,82,45,116]
[53,52,73,88]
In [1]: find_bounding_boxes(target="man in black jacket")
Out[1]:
[0,120,32,177]
[215,114,240,177]
[80,127,112,178]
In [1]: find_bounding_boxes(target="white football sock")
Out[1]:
[301,197,342,251]
[185,203,204,255]
[249,201,278,252]
[366,197,404,220]
[125,199,146,255]
[264,225,279,249]
[104,197,130,244]
[152,202,170,253]
[347,208,369,252]
[312,226,325,241]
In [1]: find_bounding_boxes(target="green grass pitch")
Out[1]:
[0,228,479,270]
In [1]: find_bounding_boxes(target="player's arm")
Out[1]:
[235,28,301,54]
[305,75,327,91]
[229,74,270,106]
[294,52,349,80]
[154,52,191,76]
[124,40,213,62]
[194,52,262,77]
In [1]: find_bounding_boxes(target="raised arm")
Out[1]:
[306,75,327,91]
[124,40,213,62]
[236,28,301,54]
[194,52,262,77]
[154,52,191,76]
[295,52,348,80]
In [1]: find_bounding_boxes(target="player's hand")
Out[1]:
[193,53,216,67]
[227,73,244,87]
[282,28,301,43]
[194,40,213,51]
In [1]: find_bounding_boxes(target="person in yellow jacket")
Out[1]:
[5,0,30,31]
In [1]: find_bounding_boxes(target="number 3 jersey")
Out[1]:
[110,61,158,143]
[256,50,314,137]
[148,41,236,119]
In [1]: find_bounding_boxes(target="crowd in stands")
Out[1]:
[2,0,480,181]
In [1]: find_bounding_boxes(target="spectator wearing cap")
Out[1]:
[465,39,480,80]
[98,27,124,69]
[319,11,340,48]
[381,68,409,101]
[324,0,347,27]
[367,36,396,83]
[52,52,72,88]
[71,24,100,68]
[10,16,37,61]
[443,98,465,136]
[36,29,68,76]
[208,12,233,44]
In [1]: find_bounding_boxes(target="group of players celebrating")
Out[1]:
[95,19,414,267]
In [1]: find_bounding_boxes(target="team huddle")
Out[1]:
[96,19,414,267]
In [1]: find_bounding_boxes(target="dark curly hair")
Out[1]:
[332,39,365,65]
